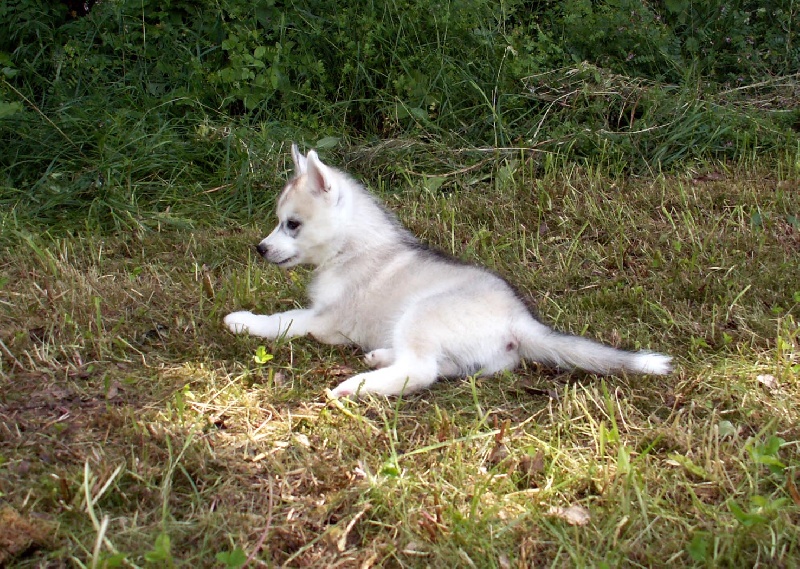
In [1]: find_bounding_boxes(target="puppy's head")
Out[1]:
[255,144,344,268]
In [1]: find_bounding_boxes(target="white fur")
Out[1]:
[225,144,673,398]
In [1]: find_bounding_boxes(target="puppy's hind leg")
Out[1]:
[335,298,454,397]
[331,354,438,398]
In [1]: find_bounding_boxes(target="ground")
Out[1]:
[1,164,799,567]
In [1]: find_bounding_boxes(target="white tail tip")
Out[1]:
[634,352,673,375]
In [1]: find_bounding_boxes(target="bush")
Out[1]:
[0,0,798,231]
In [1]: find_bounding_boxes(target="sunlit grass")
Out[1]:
[0,162,798,566]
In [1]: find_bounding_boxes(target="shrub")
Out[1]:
[0,0,797,231]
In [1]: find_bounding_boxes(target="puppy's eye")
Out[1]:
[285,219,301,231]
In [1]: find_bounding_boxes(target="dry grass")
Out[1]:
[1,162,799,567]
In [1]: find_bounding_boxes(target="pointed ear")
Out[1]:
[291,143,307,175]
[305,150,333,197]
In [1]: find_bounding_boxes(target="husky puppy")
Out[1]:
[225,145,672,397]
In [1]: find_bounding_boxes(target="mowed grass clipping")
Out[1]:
[1,162,799,567]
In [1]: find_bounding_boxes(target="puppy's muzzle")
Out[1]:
[255,243,269,258]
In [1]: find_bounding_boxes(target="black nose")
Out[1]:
[255,243,268,257]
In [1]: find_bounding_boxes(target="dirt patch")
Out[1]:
[0,506,53,565]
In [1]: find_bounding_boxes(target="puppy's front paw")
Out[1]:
[364,348,393,369]
[224,311,257,334]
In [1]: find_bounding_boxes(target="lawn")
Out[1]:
[1,156,798,567]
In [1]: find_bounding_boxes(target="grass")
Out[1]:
[1,156,799,567]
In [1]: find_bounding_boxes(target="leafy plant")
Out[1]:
[253,345,274,365]
[144,532,175,567]
[746,435,786,475]
[216,547,247,568]
[0,0,798,231]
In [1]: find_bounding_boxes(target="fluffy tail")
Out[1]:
[516,319,672,375]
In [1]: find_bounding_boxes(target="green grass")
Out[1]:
[2,2,798,564]
[1,157,798,567]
